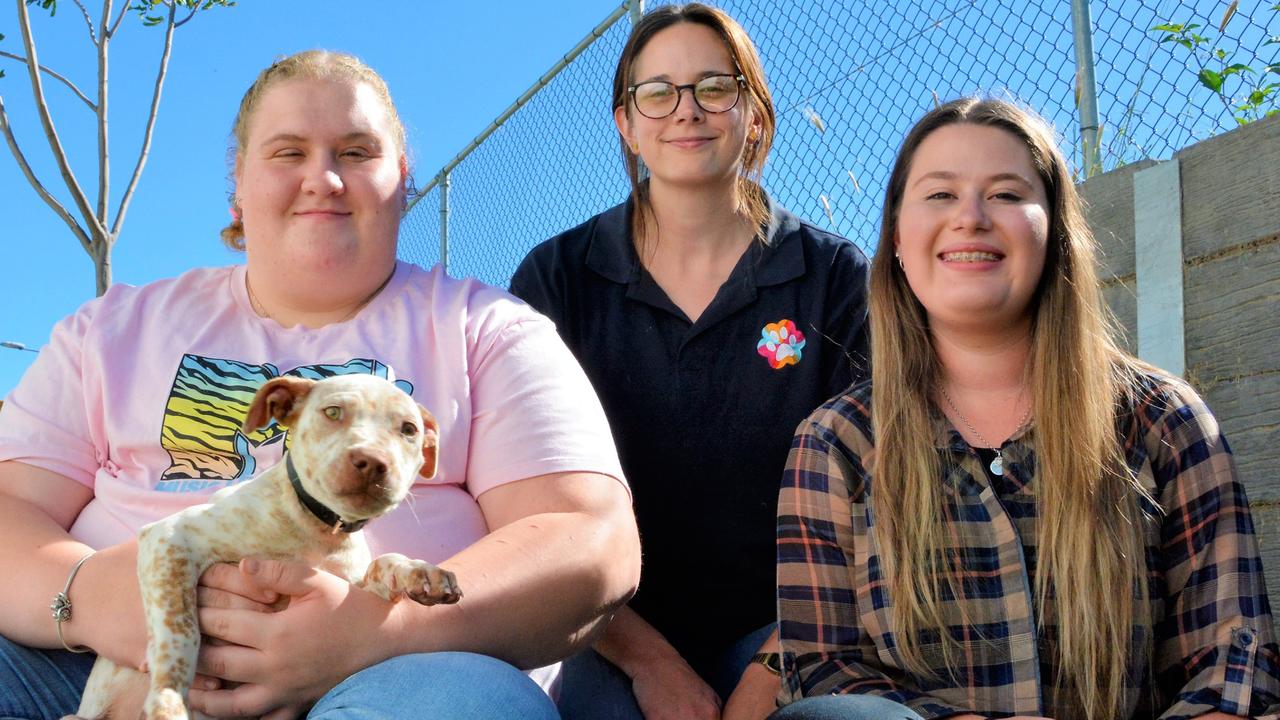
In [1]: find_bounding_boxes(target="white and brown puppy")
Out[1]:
[68,374,461,720]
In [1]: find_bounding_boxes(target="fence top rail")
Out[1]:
[406,1,630,211]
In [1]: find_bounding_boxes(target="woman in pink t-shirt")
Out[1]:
[0,50,639,719]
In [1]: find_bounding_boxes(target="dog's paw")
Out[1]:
[361,553,463,606]
[144,688,187,720]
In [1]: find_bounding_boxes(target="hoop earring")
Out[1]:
[895,251,904,270]
[229,195,242,223]
[402,174,419,213]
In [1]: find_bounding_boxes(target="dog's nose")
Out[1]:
[349,449,389,484]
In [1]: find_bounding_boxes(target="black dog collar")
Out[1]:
[286,453,369,534]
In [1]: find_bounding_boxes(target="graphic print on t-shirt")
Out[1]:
[156,354,413,493]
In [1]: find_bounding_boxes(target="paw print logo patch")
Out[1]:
[757,319,806,369]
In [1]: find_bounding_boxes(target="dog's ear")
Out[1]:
[417,404,440,479]
[242,377,317,432]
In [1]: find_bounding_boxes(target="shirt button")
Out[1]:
[1240,631,1254,647]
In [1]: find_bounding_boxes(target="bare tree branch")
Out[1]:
[0,94,94,255]
[16,0,107,241]
[0,51,97,111]
[71,0,99,46]
[97,0,111,222]
[112,1,175,238]
[107,0,131,38]
[173,2,199,29]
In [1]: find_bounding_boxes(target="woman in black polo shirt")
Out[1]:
[511,4,869,719]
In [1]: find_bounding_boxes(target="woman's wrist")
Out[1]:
[593,606,685,679]
[61,540,144,664]
[49,550,96,653]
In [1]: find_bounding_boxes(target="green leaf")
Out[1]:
[1216,48,1228,60]
[1264,36,1280,46]
[1199,68,1224,92]
[1178,38,1194,50]
[1151,22,1185,32]
[1221,63,1254,78]
[25,0,57,16]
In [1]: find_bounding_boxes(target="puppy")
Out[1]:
[68,374,461,720]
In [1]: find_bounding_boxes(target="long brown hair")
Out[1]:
[611,4,776,247]
[220,50,408,251]
[868,97,1154,719]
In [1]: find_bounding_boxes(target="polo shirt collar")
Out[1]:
[584,192,806,289]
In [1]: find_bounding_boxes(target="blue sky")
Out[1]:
[0,0,620,396]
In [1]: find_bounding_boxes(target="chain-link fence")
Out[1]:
[397,0,1279,287]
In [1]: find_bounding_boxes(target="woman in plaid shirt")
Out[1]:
[773,97,1280,720]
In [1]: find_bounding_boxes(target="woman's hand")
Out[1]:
[721,661,779,720]
[187,558,402,717]
[198,561,281,613]
[629,654,722,720]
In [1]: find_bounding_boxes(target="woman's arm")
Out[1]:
[592,605,723,720]
[0,460,148,668]
[1145,379,1280,718]
[722,627,781,720]
[433,468,641,665]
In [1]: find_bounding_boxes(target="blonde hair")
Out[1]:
[611,3,777,249]
[220,50,407,251]
[868,97,1154,719]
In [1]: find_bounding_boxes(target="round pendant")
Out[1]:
[989,454,1004,476]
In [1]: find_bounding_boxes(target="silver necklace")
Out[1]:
[246,272,392,325]
[937,385,1031,477]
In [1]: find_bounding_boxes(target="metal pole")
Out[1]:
[1071,0,1102,177]
[439,171,450,274]
[1,341,38,353]
[628,0,648,182]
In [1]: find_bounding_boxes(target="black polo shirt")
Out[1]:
[510,198,869,666]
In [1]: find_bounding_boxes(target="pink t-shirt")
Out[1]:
[0,262,624,690]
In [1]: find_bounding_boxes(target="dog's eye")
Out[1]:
[323,406,343,421]
[401,422,419,437]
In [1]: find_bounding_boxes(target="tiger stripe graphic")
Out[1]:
[157,355,413,493]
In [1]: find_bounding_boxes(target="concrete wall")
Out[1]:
[1079,112,1280,609]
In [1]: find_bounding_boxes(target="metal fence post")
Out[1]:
[439,171,450,275]
[628,0,647,181]
[1071,0,1102,177]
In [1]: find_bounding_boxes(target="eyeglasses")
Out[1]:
[628,74,746,119]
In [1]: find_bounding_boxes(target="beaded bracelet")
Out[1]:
[49,551,95,653]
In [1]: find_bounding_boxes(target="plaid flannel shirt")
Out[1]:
[777,371,1280,719]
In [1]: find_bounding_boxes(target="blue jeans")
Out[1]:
[0,636,95,720]
[0,635,557,719]
[768,695,925,720]
[556,623,774,720]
